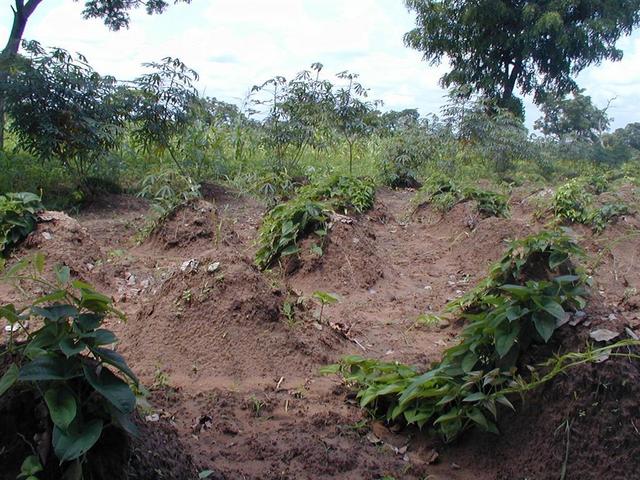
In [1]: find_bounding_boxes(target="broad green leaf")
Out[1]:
[19,455,43,476]
[90,347,138,383]
[495,324,520,358]
[82,362,136,413]
[0,304,20,323]
[82,329,117,346]
[312,291,339,305]
[55,265,71,285]
[462,391,487,402]
[19,355,81,381]
[107,402,139,437]
[31,305,78,322]
[79,290,112,312]
[540,299,565,320]
[0,364,19,396]
[44,387,77,430]
[553,275,579,284]
[461,351,478,373]
[466,407,488,429]
[495,395,516,411]
[280,244,299,256]
[52,419,103,463]
[60,338,87,357]
[434,408,460,425]
[74,313,103,331]
[500,284,530,300]
[24,324,62,359]
[533,314,556,342]
[549,251,568,269]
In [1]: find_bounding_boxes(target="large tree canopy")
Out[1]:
[404,0,640,115]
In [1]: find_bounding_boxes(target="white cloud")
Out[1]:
[1,0,639,128]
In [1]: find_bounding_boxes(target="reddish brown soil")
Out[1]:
[1,184,639,479]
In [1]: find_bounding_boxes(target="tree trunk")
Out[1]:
[0,0,44,150]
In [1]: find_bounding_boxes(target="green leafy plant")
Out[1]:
[0,254,138,475]
[0,192,42,256]
[255,175,375,269]
[17,455,43,480]
[325,230,588,442]
[553,179,593,224]
[312,290,339,323]
[553,179,630,232]
[448,229,586,313]
[590,202,630,233]
[413,175,509,218]
[135,168,201,241]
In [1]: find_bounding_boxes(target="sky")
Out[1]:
[2,0,639,130]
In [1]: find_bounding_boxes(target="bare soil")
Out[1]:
[1,185,639,480]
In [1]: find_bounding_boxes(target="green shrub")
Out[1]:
[414,176,509,218]
[553,178,631,232]
[255,175,375,269]
[553,179,593,224]
[0,192,43,256]
[0,255,138,476]
[136,168,201,241]
[325,230,588,442]
[590,202,631,233]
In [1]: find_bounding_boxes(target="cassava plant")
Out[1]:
[0,254,138,477]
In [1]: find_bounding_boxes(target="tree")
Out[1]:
[2,41,130,184]
[252,63,335,172]
[376,108,421,136]
[130,57,199,177]
[535,90,611,143]
[0,0,191,149]
[332,71,380,174]
[404,0,640,116]
[608,122,640,151]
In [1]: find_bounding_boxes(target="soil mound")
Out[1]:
[148,199,226,251]
[288,213,385,294]
[119,251,343,384]
[11,211,104,280]
[492,351,640,480]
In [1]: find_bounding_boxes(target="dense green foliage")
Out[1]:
[3,42,130,180]
[404,0,640,113]
[0,191,42,256]
[552,177,632,232]
[325,230,589,442]
[255,175,375,269]
[535,90,611,143]
[0,255,138,476]
[1,43,638,212]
